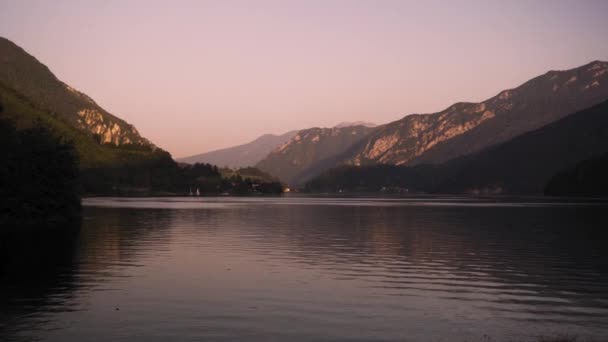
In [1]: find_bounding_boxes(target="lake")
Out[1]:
[1,196,607,341]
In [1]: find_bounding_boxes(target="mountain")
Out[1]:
[334,121,376,128]
[0,37,152,147]
[346,60,608,166]
[257,61,608,185]
[307,98,608,195]
[256,125,376,185]
[178,131,297,168]
[0,37,165,168]
[434,98,608,194]
[179,121,376,174]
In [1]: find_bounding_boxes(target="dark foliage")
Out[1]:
[545,153,608,197]
[0,117,81,225]
[254,181,284,194]
[79,150,183,195]
[81,160,283,196]
[218,174,283,195]
[305,164,435,193]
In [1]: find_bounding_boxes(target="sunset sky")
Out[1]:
[1,0,607,157]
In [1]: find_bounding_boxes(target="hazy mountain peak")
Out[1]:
[334,121,377,128]
[178,130,297,168]
[581,60,607,71]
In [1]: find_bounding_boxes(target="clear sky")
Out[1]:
[1,0,607,157]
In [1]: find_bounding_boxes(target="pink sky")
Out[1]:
[1,0,607,157]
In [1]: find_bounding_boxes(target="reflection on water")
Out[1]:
[1,197,607,341]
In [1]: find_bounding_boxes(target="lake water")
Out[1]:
[1,196,608,341]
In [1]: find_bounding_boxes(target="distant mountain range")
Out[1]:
[178,122,376,168]
[257,60,608,185]
[307,98,608,194]
[178,131,297,168]
[0,37,164,168]
[256,125,376,185]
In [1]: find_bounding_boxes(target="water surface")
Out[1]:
[1,196,607,341]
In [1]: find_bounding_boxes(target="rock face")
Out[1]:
[256,125,376,185]
[178,130,298,168]
[348,60,608,166]
[0,36,153,147]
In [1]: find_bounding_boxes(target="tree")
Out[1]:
[0,119,81,225]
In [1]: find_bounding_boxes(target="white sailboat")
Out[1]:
[196,188,200,196]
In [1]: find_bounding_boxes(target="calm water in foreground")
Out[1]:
[1,196,608,341]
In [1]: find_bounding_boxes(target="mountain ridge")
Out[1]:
[348,60,608,166]
[178,130,297,168]
[334,121,376,128]
[255,60,608,185]
[256,125,376,185]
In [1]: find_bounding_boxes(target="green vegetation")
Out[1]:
[82,161,284,196]
[0,83,160,168]
[1,36,162,175]
[0,117,80,225]
[217,167,281,194]
[218,167,283,194]
[0,36,150,147]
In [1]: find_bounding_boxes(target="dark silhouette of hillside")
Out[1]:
[545,153,608,197]
[0,115,80,226]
